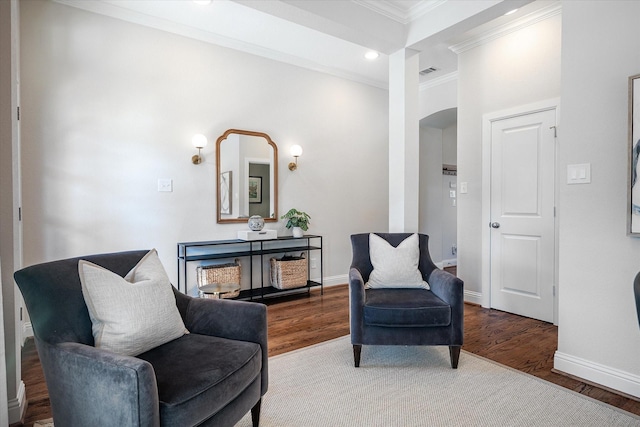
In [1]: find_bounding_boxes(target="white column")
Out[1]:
[388,48,420,232]
[0,0,24,423]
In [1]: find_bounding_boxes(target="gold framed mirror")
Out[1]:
[216,129,278,223]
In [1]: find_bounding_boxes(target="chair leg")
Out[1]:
[353,344,362,367]
[449,346,461,369]
[251,398,261,427]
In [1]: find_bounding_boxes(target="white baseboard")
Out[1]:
[313,274,348,287]
[22,321,33,343]
[554,351,640,399]
[8,380,26,425]
[435,260,457,269]
[464,290,483,305]
[442,258,457,267]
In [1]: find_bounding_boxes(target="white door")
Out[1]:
[489,108,556,323]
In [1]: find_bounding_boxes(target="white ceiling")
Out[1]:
[54,0,555,89]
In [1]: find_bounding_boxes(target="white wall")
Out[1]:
[442,125,457,165]
[419,74,457,121]
[554,0,640,397]
[419,126,443,261]
[457,11,562,297]
[19,1,389,289]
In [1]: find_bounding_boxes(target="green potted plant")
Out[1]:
[281,208,311,238]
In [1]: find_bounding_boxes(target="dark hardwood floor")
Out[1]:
[18,279,640,426]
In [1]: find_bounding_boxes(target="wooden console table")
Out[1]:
[177,235,323,300]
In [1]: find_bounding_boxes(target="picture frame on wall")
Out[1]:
[249,176,262,204]
[629,74,640,235]
[220,171,232,215]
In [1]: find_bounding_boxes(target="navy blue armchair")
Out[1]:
[349,233,464,368]
[14,250,268,426]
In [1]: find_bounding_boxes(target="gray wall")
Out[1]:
[19,0,389,289]
[555,0,640,396]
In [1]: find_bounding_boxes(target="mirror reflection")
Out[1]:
[216,129,278,223]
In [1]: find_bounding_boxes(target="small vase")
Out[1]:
[248,215,264,231]
[292,226,304,238]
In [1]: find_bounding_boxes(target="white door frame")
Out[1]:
[481,98,560,324]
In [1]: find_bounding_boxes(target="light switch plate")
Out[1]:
[459,182,468,194]
[158,179,173,192]
[567,164,591,184]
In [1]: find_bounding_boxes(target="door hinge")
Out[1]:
[20,307,23,321]
[17,106,20,121]
[18,207,22,221]
[554,207,556,217]
[553,286,556,297]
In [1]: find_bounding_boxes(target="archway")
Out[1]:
[419,107,457,268]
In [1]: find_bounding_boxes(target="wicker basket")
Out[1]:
[196,260,241,299]
[270,253,308,290]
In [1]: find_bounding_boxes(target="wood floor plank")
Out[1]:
[18,283,640,425]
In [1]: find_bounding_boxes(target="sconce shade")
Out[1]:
[288,144,303,171]
[192,134,208,149]
[290,145,303,157]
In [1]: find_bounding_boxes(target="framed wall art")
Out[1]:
[249,176,262,204]
[629,74,640,235]
[220,171,232,215]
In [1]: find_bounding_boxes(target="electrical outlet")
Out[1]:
[311,258,317,269]
[158,179,173,192]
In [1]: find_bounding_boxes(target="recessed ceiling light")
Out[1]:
[504,9,518,16]
[364,51,379,60]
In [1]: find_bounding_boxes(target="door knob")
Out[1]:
[490,222,501,229]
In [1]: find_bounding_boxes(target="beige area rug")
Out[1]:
[237,335,640,426]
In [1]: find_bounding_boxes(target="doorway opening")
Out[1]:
[419,107,458,269]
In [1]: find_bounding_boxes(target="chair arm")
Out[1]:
[39,340,159,427]
[428,269,464,344]
[427,269,464,307]
[183,298,269,394]
[349,267,366,343]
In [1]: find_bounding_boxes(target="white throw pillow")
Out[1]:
[79,249,188,356]
[365,233,430,290]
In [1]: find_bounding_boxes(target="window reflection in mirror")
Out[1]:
[216,129,278,223]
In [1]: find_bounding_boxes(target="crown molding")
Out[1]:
[354,0,446,25]
[419,71,458,91]
[449,2,562,54]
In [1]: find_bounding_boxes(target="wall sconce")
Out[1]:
[191,134,208,165]
[288,145,303,171]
